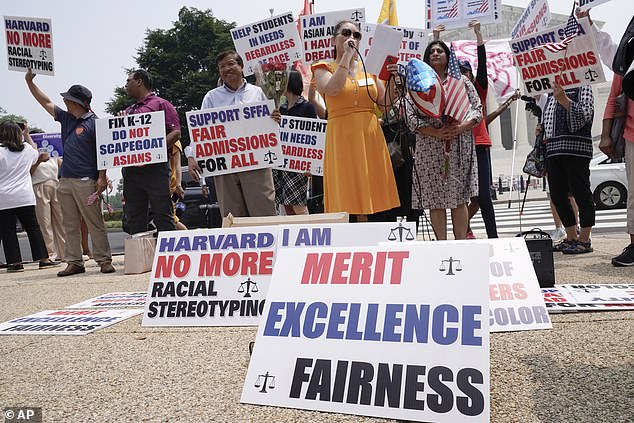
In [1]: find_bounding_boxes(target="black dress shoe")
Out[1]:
[39,260,61,269]
[57,263,86,277]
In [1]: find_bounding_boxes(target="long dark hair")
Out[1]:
[423,40,451,71]
[286,70,304,96]
[0,122,24,152]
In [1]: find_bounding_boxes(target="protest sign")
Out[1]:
[0,309,141,335]
[510,17,605,95]
[359,23,427,68]
[511,0,551,39]
[142,222,417,327]
[426,0,500,30]
[31,132,62,157]
[231,12,304,76]
[556,284,634,305]
[96,111,167,170]
[577,0,614,12]
[362,24,404,76]
[279,115,326,175]
[66,292,147,309]
[186,100,283,177]
[242,243,490,422]
[299,9,365,63]
[541,288,634,313]
[4,16,54,75]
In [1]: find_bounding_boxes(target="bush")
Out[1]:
[104,210,123,221]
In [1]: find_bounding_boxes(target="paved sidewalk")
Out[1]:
[0,234,633,422]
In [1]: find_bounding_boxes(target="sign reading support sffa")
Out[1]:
[300,9,365,63]
[279,116,326,175]
[359,23,427,68]
[96,111,167,170]
[0,309,141,335]
[510,17,605,95]
[186,100,283,177]
[231,12,303,76]
[4,16,54,75]
[242,243,490,422]
[510,0,551,39]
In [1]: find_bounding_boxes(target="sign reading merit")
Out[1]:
[0,309,141,335]
[359,23,427,68]
[279,116,326,175]
[231,12,303,76]
[96,111,167,170]
[186,100,283,177]
[5,16,54,75]
[300,9,365,63]
[242,243,490,422]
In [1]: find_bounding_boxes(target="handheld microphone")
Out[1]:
[347,40,355,48]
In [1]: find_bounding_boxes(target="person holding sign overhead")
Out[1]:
[25,69,114,276]
[312,21,400,221]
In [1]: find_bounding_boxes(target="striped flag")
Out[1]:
[443,43,471,122]
[542,12,580,53]
[477,0,490,14]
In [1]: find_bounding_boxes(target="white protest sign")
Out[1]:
[242,243,490,422]
[556,284,634,305]
[142,222,417,327]
[279,116,326,175]
[66,292,147,309]
[426,0,500,30]
[186,100,283,177]
[96,111,167,170]
[0,309,141,335]
[300,9,365,63]
[4,16,54,75]
[511,0,551,39]
[231,12,303,76]
[363,24,404,76]
[510,17,605,95]
[541,288,634,313]
[359,23,427,68]
[577,0,614,12]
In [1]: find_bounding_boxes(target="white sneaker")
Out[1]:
[550,227,566,242]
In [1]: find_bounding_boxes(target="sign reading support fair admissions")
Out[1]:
[0,309,141,335]
[96,111,167,170]
[186,100,283,177]
[231,12,303,76]
[300,9,365,63]
[4,16,54,75]
[279,116,326,175]
[242,244,490,422]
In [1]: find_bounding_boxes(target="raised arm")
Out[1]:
[25,68,55,118]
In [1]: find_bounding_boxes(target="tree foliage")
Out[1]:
[105,7,236,144]
[0,110,44,133]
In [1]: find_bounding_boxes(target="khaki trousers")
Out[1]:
[57,177,112,266]
[214,168,276,218]
[33,180,65,261]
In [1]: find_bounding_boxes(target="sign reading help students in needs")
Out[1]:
[510,17,605,95]
[359,23,427,68]
[231,12,304,76]
[31,132,62,157]
[66,292,147,309]
[426,0,500,30]
[241,243,490,422]
[542,288,634,313]
[4,16,54,75]
[510,0,551,39]
[186,100,283,177]
[96,111,167,170]
[300,9,365,63]
[279,116,326,175]
[0,309,141,335]
[556,284,634,305]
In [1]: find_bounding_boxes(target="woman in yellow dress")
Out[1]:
[312,20,400,221]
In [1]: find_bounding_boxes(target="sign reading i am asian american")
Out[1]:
[96,111,167,170]
[242,243,490,422]
[359,23,427,68]
[186,100,283,177]
[426,0,500,30]
[279,115,326,175]
[0,309,141,335]
[231,12,303,76]
[4,16,54,75]
[510,0,551,39]
[510,17,605,95]
[300,8,365,63]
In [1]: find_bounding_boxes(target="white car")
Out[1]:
[589,153,628,210]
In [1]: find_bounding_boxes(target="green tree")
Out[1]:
[0,110,44,133]
[105,7,236,144]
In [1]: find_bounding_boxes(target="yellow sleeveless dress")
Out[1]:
[312,61,399,215]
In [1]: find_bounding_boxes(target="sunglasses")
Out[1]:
[338,28,362,41]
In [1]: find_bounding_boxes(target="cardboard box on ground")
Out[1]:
[124,230,157,274]
[221,212,349,227]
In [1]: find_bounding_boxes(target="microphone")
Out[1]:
[520,95,536,103]
[347,40,355,49]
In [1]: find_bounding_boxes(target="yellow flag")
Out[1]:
[377,0,398,26]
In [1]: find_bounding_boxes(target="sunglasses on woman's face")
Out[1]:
[338,28,362,40]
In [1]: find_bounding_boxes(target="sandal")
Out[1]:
[562,240,593,255]
[553,239,575,252]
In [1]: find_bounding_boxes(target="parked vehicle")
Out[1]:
[590,153,628,210]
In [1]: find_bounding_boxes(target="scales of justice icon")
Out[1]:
[388,218,415,242]
[254,371,275,393]
[237,276,259,297]
[264,150,277,164]
[439,257,462,276]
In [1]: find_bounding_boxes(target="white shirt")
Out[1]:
[0,143,39,210]
[31,158,59,185]
[592,23,617,71]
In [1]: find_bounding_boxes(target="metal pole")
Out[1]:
[508,71,521,209]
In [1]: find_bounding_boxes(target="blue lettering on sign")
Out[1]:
[159,232,275,252]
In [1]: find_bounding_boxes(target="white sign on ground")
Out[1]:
[5,16,54,75]
[231,12,303,76]
[299,9,365,63]
[426,0,500,30]
[66,292,147,309]
[242,243,490,422]
[542,288,634,313]
[278,116,326,175]
[0,309,141,335]
[511,0,551,39]
[96,111,167,170]
[556,284,634,305]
